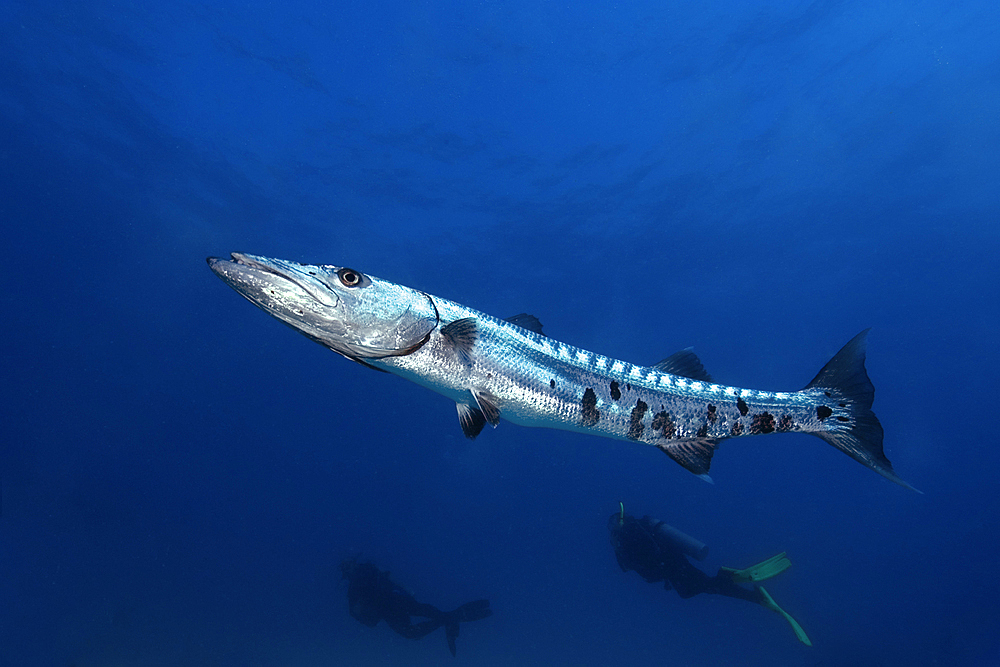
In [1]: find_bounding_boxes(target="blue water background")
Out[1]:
[2,1,998,665]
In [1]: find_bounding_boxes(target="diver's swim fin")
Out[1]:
[452,599,492,623]
[443,600,492,656]
[721,552,791,583]
[759,586,812,646]
[445,621,459,657]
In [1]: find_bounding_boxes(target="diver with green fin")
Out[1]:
[608,503,811,646]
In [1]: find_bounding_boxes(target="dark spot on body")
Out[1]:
[581,388,600,427]
[627,400,648,440]
[550,379,555,389]
[610,381,621,401]
[707,404,717,423]
[817,406,833,421]
[626,383,632,391]
[836,416,850,422]
[696,424,708,437]
[730,421,744,436]
[750,412,776,435]
[777,415,794,432]
[838,402,847,408]
[651,411,675,439]
[736,397,749,416]
[824,391,832,397]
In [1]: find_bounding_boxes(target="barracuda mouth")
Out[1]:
[207,253,341,308]
[206,252,283,283]
[207,252,304,281]
[228,251,302,283]
[208,252,439,362]
[227,252,289,278]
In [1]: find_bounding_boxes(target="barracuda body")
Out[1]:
[207,253,913,489]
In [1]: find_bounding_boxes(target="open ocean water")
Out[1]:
[2,0,998,665]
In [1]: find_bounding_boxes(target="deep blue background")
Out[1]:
[2,0,998,665]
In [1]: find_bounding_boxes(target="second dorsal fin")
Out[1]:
[653,349,713,382]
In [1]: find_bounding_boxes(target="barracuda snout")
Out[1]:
[207,253,438,360]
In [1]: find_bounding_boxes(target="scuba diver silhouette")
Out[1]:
[340,558,492,657]
[608,503,811,646]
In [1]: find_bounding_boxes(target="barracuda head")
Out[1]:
[207,253,438,361]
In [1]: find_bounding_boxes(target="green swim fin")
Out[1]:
[720,552,791,583]
[759,586,812,646]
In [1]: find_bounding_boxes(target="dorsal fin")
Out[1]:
[505,313,545,335]
[441,318,478,365]
[653,349,713,382]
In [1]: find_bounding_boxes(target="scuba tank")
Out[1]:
[617,502,709,561]
[648,519,709,561]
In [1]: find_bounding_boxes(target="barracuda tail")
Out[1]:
[804,330,918,492]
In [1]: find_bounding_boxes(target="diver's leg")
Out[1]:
[382,598,447,640]
[383,611,443,640]
[407,601,445,620]
[666,558,716,599]
[703,571,764,603]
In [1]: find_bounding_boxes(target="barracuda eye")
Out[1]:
[337,268,367,288]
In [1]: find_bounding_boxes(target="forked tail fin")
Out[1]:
[804,329,919,492]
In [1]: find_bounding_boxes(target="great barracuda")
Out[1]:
[207,253,914,490]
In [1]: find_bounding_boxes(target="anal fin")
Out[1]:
[656,437,724,477]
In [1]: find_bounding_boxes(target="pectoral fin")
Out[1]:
[441,318,478,365]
